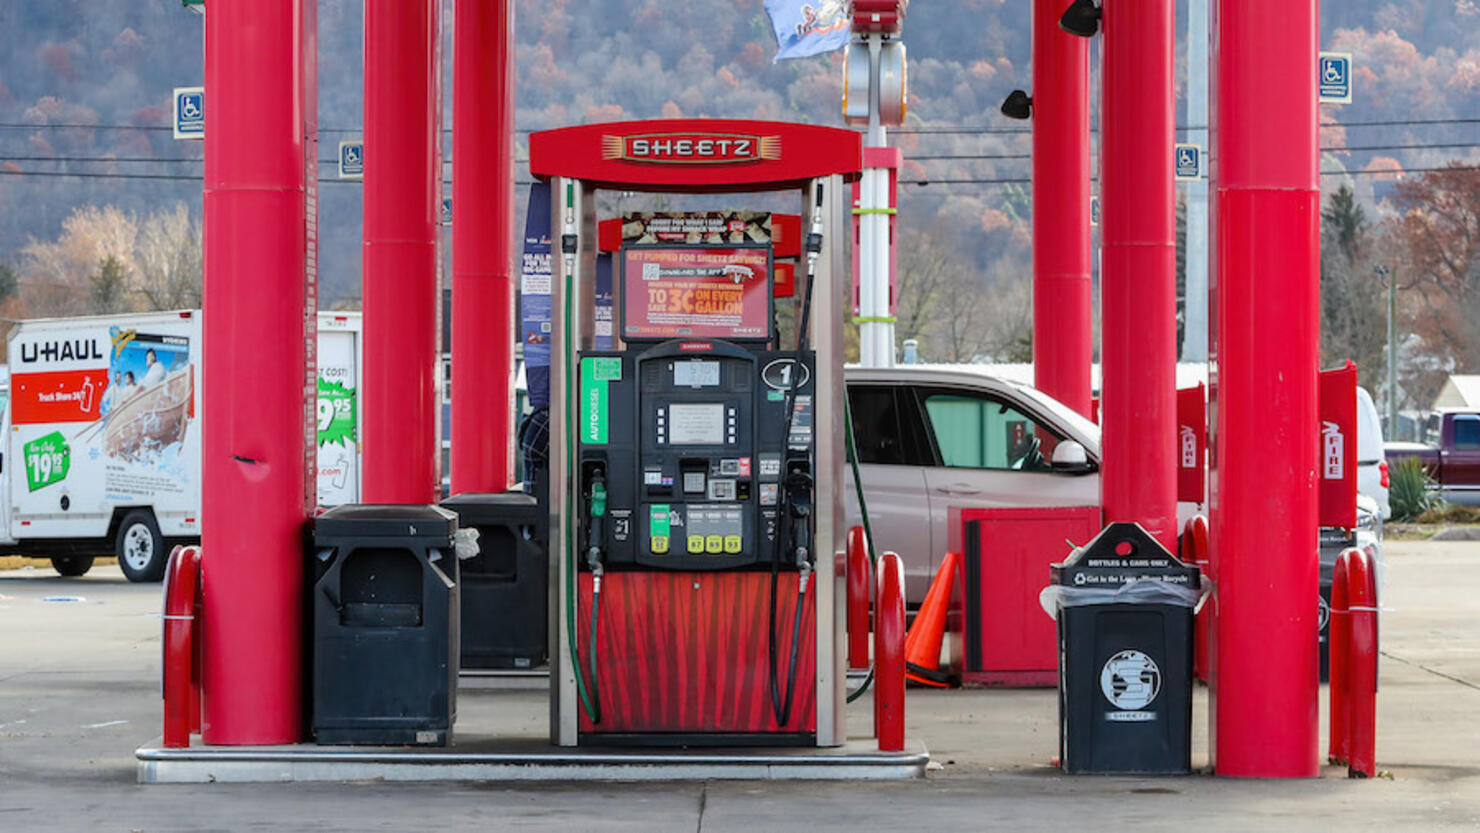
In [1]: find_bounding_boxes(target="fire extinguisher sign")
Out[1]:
[1318,362,1358,529]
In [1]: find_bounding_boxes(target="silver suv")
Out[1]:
[845,366,1103,603]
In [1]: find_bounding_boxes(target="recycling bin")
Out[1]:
[311,504,460,746]
[441,492,547,669]
[1043,522,1202,775]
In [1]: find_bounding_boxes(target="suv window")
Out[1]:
[1455,415,1480,450]
[847,385,906,465]
[916,388,1061,472]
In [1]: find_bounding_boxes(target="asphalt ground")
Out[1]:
[1,539,1478,832]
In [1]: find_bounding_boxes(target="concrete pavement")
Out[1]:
[1,541,1478,831]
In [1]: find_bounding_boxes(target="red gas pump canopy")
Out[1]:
[529,119,862,191]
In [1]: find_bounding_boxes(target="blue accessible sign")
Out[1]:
[172,87,204,140]
[1319,52,1353,104]
[1175,144,1201,182]
[338,141,364,179]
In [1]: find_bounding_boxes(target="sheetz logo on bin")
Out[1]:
[1101,650,1162,720]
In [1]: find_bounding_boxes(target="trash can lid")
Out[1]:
[314,504,458,539]
[440,491,542,523]
[1052,522,1200,590]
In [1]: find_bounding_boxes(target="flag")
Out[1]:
[765,0,851,62]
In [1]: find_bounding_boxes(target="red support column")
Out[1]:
[451,0,516,495]
[201,0,317,744]
[1212,0,1321,777]
[1098,0,1178,549]
[1031,0,1092,418]
[363,0,442,504]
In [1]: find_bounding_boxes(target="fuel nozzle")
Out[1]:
[784,468,813,565]
[585,468,608,571]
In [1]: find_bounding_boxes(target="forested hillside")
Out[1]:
[0,1,1477,390]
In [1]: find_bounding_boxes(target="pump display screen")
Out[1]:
[667,403,726,445]
[622,245,772,341]
[673,361,720,387]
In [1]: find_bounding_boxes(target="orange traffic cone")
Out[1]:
[904,550,959,687]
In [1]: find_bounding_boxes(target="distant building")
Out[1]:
[1432,375,1480,411]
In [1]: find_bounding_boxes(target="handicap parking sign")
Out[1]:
[1175,144,1201,182]
[1090,195,1100,227]
[172,87,205,140]
[1319,52,1353,104]
[441,197,453,226]
[338,141,364,179]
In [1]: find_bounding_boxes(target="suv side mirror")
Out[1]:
[1051,440,1095,475]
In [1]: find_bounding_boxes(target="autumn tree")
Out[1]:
[134,202,203,310]
[21,204,137,316]
[1319,185,1388,389]
[18,203,202,317]
[1386,164,1480,376]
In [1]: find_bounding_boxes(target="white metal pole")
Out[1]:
[1184,0,1210,363]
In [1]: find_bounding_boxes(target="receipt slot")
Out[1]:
[531,119,860,747]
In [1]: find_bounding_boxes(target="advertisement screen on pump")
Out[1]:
[9,314,200,537]
[621,245,773,342]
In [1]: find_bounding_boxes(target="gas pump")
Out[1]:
[531,120,860,747]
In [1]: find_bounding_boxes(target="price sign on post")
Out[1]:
[1319,52,1353,104]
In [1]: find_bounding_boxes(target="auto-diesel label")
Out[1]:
[580,357,621,445]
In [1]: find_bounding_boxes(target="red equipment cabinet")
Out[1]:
[947,505,1102,686]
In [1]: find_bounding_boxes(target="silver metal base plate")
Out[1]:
[136,738,929,784]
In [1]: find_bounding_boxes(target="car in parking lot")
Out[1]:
[845,366,1107,603]
[845,366,1380,606]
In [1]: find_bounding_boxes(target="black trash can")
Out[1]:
[311,504,460,746]
[1046,522,1202,775]
[440,492,547,670]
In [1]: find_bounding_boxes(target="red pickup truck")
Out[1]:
[1384,409,1480,506]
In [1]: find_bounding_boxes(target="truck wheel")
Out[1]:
[51,555,95,577]
[116,511,167,583]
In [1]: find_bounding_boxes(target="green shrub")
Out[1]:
[1389,456,1438,522]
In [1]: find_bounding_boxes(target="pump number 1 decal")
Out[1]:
[761,358,809,391]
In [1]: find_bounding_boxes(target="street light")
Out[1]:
[182,0,204,14]
[1376,264,1398,438]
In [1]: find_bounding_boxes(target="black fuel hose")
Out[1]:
[768,183,824,728]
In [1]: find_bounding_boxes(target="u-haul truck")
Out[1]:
[0,310,362,582]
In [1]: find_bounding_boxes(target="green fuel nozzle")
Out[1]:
[589,478,607,518]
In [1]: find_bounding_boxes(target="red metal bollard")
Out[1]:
[163,545,202,749]
[1328,549,1353,765]
[875,551,906,752]
[1346,548,1379,778]
[190,549,203,736]
[1185,515,1212,682]
[847,526,872,671]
